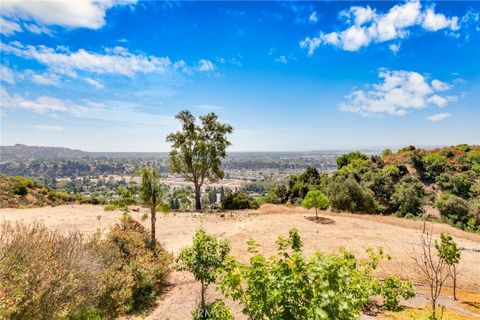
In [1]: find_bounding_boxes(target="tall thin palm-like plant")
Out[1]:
[140,167,162,245]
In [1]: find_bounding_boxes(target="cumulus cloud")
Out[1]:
[431,79,451,91]
[426,113,451,122]
[33,125,64,132]
[309,12,318,24]
[0,0,137,35]
[300,0,465,53]
[83,77,104,89]
[0,65,15,84]
[422,8,459,31]
[338,70,457,116]
[1,42,174,77]
[197,59,215,72]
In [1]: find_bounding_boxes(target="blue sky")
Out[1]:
[0,0,479,151]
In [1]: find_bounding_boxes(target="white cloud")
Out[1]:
[338,70,456,116]
[299,36,322,55]
[0,87,90,116]
[389,43,401,54]
[83,77,104,89]
[1,42,174,77]
[301,0,462,53]
[431,79,451,91]
[197,59,215,72]
[30,71,60,86]
[274,55,288,64]
[0,17,21,35]
[23,23,52,35]
[339,25,371,51]
[426,113,451,122]
[33,125,64,132]
[340,6,375,26]
[1,65,15,84]
[309,12,318,24]
[0,0,136,36]
[427,94,457,108]
[422,8,459,32]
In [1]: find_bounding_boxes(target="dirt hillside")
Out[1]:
[1,204,479,319]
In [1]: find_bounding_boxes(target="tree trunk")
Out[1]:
[200,279,205,308]
[151,205,156,247]
[453,266,457,301]
[432,299,436,320]
[195,185,202,211]
[315,207,318,220]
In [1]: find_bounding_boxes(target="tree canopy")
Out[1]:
[166,110,233,210]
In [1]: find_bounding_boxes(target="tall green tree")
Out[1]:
[167,110,233,211]
[140,167,163,245]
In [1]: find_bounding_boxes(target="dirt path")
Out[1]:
[1,204,479,319]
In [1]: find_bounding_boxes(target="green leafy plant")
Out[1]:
[436,193,470,227]
[140,167,164,245]
[90,215,171,317]
[222,191,258,210]
[379,276,415,311]
[191,299,234,320]
[175,229,230,309]
[301,189,330,219]
[219,229,401,320]
[435,233,460,300]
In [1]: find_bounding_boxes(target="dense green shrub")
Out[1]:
[379,276,415,311]
[261,187,282,204]
[336,151,368,169]
[435,171,473,199]
[422,153,448,179]
[222,191,258,210]
[337,158,371,178]
[436,194,470,227]
[287,167,325,203]
[361,170,395,213]
[0,221,103,320]
[390,177,426,217]
[458,144,471,153]
[219,230,405,320]
[90,215,171,316]
[326,176,376,213]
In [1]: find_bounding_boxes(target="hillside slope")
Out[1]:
[0,175,70,208]
[0,144,89,160]
[1,204,478,319]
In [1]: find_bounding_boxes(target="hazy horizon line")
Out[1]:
[3,143,473,154]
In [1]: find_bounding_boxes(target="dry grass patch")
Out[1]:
[379,306,478,320]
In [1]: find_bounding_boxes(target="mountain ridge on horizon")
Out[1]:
[0,143,466,161]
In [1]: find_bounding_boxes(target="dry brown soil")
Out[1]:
[1,204,479,319]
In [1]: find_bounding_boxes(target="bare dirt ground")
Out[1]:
[1,204,479,319]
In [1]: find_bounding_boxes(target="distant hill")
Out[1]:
[0,144,170,160]
[0,144,90,160]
